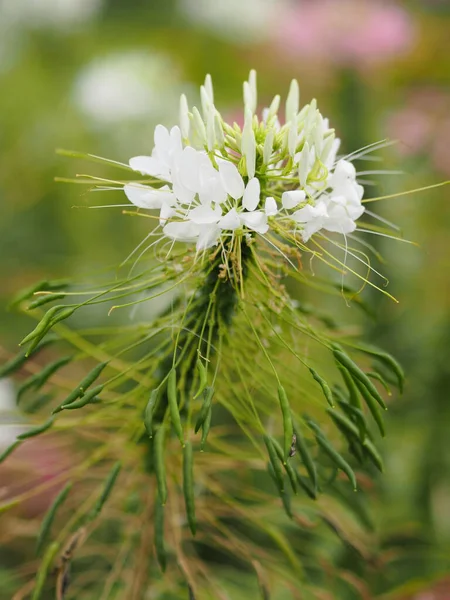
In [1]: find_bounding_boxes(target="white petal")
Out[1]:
[219,160,245,200]
[169,126,183,153]
[329,179,364,208]
[124,183,152,208]
[158,189,178,206]
[339,182,365,204]
[197,151,216,177]
[327,203,347,220]
[124,183,175,209]
[240,211,269,234]
[171,184,195,205]
[176,147,200,191]
[188,204,222,225]
[355,183,364,202]
[159,203,176,225]
[323,217,357,235]
[265,197,278,216]
[129,156,170,179]
[196,224,221,251]
[171,170,196,204]
[282,190,306,210]
[218,208,241,230]
[326,137,341,169]
[242,177,260,211]
[327,194,347,207]
[345,183,364,205]
[348,204,365,221]
[293,202,327,223]
[338,159,356,178]
[154,124,170,151]
[163,221,200,242]
[330,159,356,188]
[199,174,228,205]
[301,219,324,242]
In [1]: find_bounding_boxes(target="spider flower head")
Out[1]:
[124,71,365,256]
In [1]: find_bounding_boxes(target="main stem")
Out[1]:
[143,237,253,468]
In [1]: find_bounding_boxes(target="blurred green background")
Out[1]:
[0,0,449,598]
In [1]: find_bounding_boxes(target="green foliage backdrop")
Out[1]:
[0,1,449,598]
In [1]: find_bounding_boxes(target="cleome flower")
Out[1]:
[10,65,426,600]
[123,70,365,253]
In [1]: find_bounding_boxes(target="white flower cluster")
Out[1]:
[124,71,365,251]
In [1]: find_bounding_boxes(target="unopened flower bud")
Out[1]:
[200,86,211,122]
[204,73,214,103]
[298,142,311,188]
[267,94,281,121]
[206,107,216,151]
[286,79,299,123]
[243,69,257,114]
[288,121,298,157]
[263,129,275,165]
[191,107,207,148]
[214,112,225,149]
[179,94,190,141]
[242,107,256,178]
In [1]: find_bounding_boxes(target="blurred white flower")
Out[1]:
[179,0,285,43]
[0,0,103,29]
[73,52,183,124]
[0,379,23,448]
[0,0,101,71]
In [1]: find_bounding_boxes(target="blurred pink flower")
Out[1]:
[387,108,433,155]
[432,119,450,177]
[0,436,71,517]
[275,0,417,68]
[386,88,450,176]
[402,576,450,599]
